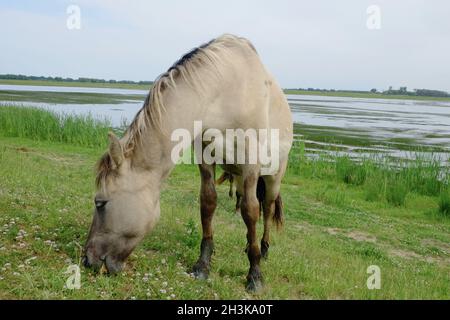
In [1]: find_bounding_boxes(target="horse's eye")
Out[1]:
[95,199,108,210]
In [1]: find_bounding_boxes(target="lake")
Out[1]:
[1,84,450,161]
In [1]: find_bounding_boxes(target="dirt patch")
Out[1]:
[16,147,31,153]
[389,249,423,260]
[7,144,87,165]
[325,227,377,243]
[347,231,377,243]
[421,239,450,255]
[293,222,313,232]
[389,249,450,266]
[326,227,340,235]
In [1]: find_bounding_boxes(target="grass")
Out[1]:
[438,192,450,217]
[284,89,450,102]
[0,79,152,90]
[0,90,146,104]
[288,141,450,211]
[0,108,449,299]
[335,156,367,186]
[0,105,110,148]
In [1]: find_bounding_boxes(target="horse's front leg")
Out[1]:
[241,172,263,292]
[192,163,217,280]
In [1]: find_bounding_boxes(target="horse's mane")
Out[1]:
[96,34,257,188]
[124,34,256,144]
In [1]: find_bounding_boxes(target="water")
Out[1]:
[1,85,449,160]
[288,95,450,146]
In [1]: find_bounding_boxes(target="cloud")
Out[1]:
[0,0,449,91]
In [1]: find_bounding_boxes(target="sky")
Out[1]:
[1,0,449,92]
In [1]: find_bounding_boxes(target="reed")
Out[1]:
[287,141,449,209]
[0,104,110,148]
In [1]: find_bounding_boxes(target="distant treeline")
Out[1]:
[383,87,450,98]
[2,74,448,98]
[0,74,153,85]
[289,86,450,98]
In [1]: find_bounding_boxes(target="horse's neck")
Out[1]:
[133,87,206,182]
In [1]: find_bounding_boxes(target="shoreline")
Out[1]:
[1,79,450,102]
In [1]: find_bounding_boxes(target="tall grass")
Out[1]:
[438,191,450,216]
[287,141,450,211]
[0,105,110,147]
[335,156,367,185]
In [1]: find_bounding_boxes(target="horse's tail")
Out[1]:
[273,194,284,229]
[256,177,265,212]
[256,177,284,229]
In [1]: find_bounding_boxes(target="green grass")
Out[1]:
[0,136,448,299]
[335,156,367,186]
[0,79,152,90]
[438,192,450,217]
[0,90,146,104]
[284,89,450,102]
[288,142,450,212]
[0,105,110,148]
[0,108,448,299]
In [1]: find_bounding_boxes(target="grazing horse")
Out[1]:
[83,34,293,291]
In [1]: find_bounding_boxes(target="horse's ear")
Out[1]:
[108,132,123,167]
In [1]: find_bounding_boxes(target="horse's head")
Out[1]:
[82,132,160,274]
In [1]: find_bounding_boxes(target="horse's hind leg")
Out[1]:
[261,169,285,260]
[234,175,243,214]
[261,199,275,259]
[240,171,263,292]
[192,164,217,280]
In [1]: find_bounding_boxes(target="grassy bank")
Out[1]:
[2,79,449,102]
[0,90,146,105]
[285,89,450,102]
[288,141,450,209]
[0,79,151,91]
[0,107,449,299]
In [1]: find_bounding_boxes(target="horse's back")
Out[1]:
[211,37,293,175]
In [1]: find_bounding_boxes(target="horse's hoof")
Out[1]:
[192,263,209,280]
[246,269,263,293]
[246,278,263,293]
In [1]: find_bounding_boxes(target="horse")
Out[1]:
[82,34,293,292]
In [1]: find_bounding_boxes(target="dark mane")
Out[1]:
[167,39,215,73]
